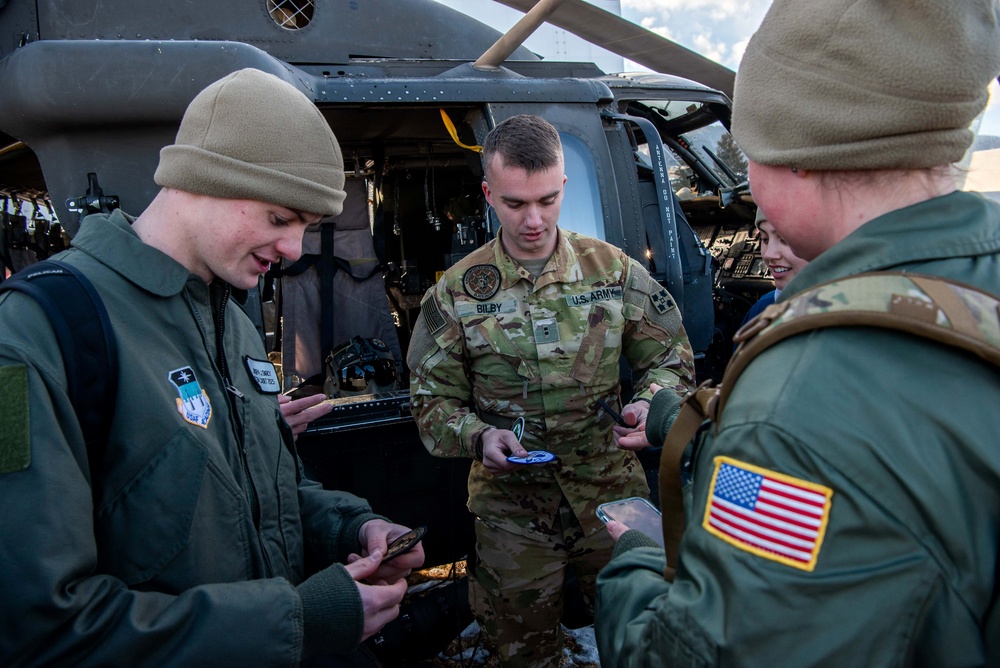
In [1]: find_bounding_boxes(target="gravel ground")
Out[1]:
[433,621,600,668]
[402,563,601,668]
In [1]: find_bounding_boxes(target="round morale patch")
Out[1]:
[506,450,557,465]
[463,264,501,301]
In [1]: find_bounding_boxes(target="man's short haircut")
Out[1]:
[483,114,562,179]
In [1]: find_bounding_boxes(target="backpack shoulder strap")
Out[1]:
[658,271,1000,576]
[0,260,118,471]
[720,271,1000,415]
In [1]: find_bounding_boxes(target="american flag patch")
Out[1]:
[702,457,832,571]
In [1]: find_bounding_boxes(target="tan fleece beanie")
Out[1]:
[155,68,346,216]
[732,0,1000,170]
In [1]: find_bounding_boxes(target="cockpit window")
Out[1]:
[680,122,748,186]
[629,97,747,194]
[267,0,315,30]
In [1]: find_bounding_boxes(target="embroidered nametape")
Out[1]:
[245,357,281,394]
[565,286,623,307]
[457,299,518,318]
[702,456,832,572]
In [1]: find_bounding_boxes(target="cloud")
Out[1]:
[622,0,771,69]
[691,33,729,65]
[730,37,751,65]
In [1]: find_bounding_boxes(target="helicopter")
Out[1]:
[0,0,768,661]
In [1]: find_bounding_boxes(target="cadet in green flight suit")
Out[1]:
[407,114,695,668]
[596,0,1000,665]
[0,69,422,666]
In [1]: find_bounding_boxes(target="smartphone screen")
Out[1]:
[597,497,664,547]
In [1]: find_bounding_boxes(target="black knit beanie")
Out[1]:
[155,68,346,216]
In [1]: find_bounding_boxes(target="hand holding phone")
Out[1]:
[597,497,664,547]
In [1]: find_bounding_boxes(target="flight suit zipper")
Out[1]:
[214,285,273,577]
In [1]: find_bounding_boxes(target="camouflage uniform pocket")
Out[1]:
[570,304,609,384]
[471,317,532,380]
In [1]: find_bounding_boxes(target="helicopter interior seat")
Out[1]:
[277,177,403,391]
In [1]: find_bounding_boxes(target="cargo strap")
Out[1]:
[658,271,1000,578]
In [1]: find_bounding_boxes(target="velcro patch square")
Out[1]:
[0,365,31,473]
[702,456,832,571]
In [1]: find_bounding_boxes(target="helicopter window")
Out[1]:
[635,143,695,199]
[559,132,604,240]
[624,97,745,192]
[267,0,315,30]
[679,122,748,186]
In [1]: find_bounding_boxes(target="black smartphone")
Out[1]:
[383,525,427,562]
[597,497,664,547]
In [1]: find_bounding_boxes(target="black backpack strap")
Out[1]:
[0,260,118,476]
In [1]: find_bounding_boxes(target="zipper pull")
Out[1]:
[227,383,244,399]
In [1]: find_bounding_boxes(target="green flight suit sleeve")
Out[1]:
[297,476,385,563]
[595,544,676,668]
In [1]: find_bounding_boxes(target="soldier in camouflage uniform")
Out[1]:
[407,114,695,668]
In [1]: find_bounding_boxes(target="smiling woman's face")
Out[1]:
[758,219,809,291]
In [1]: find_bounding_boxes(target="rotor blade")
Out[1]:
[493,0,735,97]
[475,0,567,69]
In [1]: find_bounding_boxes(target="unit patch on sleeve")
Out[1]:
[168,366,213,429]
[463,264,501,301]
[650,287,675,315]
[244,356,281,394]
[702,456,832,572]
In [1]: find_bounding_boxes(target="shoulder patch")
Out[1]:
[421,295,448,336]
[0,365,30,473]
[650,287,675,314]
[462,264,501,301]
[702,456,832,572]
[168,366,213,429]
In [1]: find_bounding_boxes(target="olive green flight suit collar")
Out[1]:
[784,190,1000,297]
[72,208,250,304]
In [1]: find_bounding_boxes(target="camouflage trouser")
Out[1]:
[469,500,614,668]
